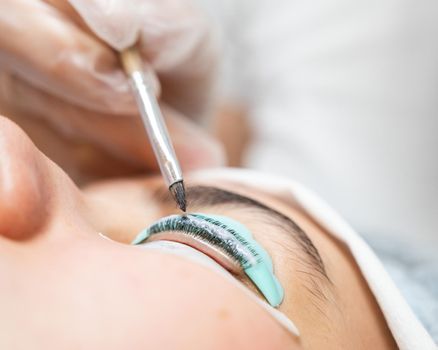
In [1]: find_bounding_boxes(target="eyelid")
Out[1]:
[132,214,285,308]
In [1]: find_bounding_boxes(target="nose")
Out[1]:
[0,116,51,240]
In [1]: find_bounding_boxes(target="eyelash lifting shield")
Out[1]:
[120,46,186,212]
[132,213,285,307]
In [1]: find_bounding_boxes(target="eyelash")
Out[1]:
[147,215,263,270]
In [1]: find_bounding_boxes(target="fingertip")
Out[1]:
[193,136,226,169]
[178,132,226,171]
[161,106,226,171]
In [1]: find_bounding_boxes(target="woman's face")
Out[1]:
[0,117,396,349]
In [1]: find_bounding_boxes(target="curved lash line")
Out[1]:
[145,215,262,268]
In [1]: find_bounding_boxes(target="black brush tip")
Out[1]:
[169,181,187,212]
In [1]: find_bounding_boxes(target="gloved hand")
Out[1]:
[0,0,223,183]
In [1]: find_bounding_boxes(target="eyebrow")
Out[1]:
[156,185,329,281]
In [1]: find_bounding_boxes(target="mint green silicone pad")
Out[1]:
[132,213,284,307]
[192,214,284,307]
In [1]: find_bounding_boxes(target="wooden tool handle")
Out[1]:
[120,46,143,75]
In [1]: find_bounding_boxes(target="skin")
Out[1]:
[0,0,222,183]
[0,117,397,349]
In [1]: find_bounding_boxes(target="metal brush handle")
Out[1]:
[129,70,183,187]
[120,47,183,188]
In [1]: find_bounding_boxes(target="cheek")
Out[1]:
[127,258,296,350]
[1,234,297,349]
[85,246,297,349]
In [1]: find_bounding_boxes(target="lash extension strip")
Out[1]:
[139,214,259,269]
[132,213,284,307]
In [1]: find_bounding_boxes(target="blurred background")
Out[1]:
[197,0,438,252]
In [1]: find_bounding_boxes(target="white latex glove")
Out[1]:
[0,0,222,182]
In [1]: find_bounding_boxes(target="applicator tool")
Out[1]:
[120,46,186,212]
